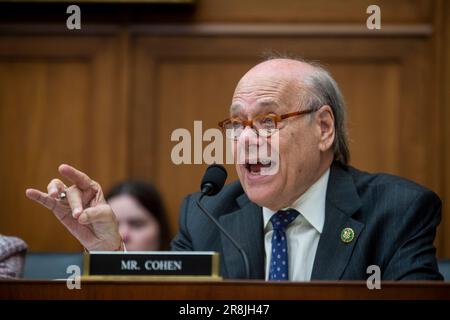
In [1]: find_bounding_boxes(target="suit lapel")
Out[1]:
[311,163,365,280]
[219,194,265,279]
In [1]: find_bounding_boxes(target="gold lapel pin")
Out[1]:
[340,227,355,243]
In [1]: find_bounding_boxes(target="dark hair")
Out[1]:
[105,180,171,250]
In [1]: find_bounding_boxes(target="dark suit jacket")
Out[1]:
[171,162,443,280]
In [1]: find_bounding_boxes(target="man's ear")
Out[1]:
[316,105,335,152]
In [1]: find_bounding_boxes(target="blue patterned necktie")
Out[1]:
[268,209,300,281]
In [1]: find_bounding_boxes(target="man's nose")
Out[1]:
[236,127,263,161]
[238,126,260,146]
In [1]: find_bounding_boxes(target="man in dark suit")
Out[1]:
[172,162,442,280]
[26,58,443,280]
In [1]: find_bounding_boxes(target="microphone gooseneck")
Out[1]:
[196,165,250,279]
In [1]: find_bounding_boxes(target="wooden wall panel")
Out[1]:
[328,63,400,174]
[154,61,249,234]
[193,0,432,23]
[0,36,128,251]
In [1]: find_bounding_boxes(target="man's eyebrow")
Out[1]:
[258,99,280,109]
[230,103,243,113]
[230,99,280,114]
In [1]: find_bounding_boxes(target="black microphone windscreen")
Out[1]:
[200,164,228,196]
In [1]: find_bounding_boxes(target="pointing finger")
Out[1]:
[25,188,57,211]
[58,164,93,191]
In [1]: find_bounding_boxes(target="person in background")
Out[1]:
[0,235,27,279]
[106,180,170,251]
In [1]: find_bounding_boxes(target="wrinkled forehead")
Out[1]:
[230,76,300,117]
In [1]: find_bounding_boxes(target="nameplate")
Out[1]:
[83,251,220,279]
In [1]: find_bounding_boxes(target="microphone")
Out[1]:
[196,164,250,279]
[200,164,228,196]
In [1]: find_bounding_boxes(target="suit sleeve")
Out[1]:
[383,190,443,280]
[170,194,194,251]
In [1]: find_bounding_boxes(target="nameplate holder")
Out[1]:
[83,251,220,280]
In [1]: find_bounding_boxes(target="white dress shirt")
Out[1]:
[263,168,330,281]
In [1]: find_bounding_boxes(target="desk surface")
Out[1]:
[1,280,450,300]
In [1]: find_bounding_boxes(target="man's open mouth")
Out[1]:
[245,159,272,175]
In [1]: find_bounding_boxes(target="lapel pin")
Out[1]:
[340,227,355,243]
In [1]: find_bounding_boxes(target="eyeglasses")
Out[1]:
[218,109,316,140]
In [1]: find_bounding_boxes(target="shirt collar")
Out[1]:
[263,168,330,234]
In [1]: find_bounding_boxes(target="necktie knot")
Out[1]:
[270,209,299,231]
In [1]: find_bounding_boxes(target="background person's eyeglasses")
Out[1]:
[218,109,317,140]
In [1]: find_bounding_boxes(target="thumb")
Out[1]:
[78,204,115,225]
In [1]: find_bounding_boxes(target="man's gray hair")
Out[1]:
[265,55,350,164]
[301,65,350,165]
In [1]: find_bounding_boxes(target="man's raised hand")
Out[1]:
[25,164,123,251]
